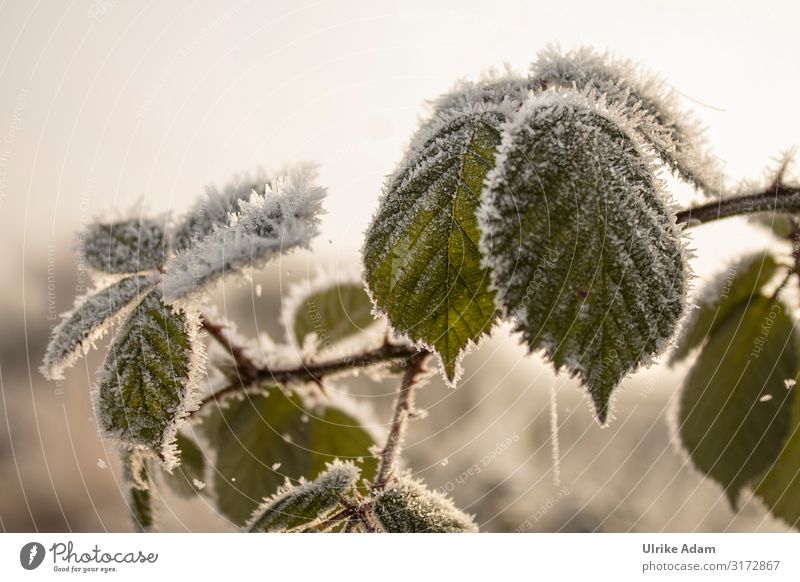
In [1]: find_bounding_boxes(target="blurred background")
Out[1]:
[1,0,799,532]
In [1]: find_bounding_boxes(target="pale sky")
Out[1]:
[1,0,798,274]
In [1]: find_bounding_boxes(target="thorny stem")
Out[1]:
[372,351,430,491]
[676,182,800,226]
[200,315,260,380]
[194,325,426,415]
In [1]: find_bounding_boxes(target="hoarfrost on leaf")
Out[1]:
[480,91,687,423]
[96,290,202,468]
[40,274,157,381]
[363,106,508,384]
[247,461,359,532]
[162,164,326,302]
[81,218,167,274]
[531,46,723,196]
[372,475,478,533]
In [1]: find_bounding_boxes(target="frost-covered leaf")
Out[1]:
[671,253,780,364]
[97,290,201,465]
[40,274,156,380]
[755,382,800,528]
[247,461,359,532]
[364,108,508,383]
[373,476,477,533]
[123,451,156,532]
[679,297,796,508]
[82,218,167,273]
[480,92,687,423]
[172,175,269,252]
[531,46,722,195]
[162,164,325,302]
[160,432,206,498]
[429,72,532,118]
[212,389,378,525]
[284,276,376,349]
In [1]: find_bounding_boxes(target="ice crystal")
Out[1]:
[162,164,326,302]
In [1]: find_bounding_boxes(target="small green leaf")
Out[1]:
[41,274,156,380]
[213,389,378,526]
[247,461,359,532]
[755,381,800,528]
[161,432,206,498]
[364,110,506,382]
[82,218,167,273]
[679,297,796,508]
[288,280,376,348]
[373,477,478,533]
[481,93,686,423]
[671,253,780,364]
[123,451,156,532]
[97,291,197,461]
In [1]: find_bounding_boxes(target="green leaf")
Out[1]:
[671,253,780,364]
[161,432,206,498]
[755,381,800,528]
[364,110,506,382]
[288,280,376,348]
[82,218,167,273]
[247,461,359,532]
[123,451,156,532]
[212,389,378,526]
[481,93,687,423]
[531,46,721,196]
[373,477,478,533]
[679,297,797,508]
[97,290,197,462]
[41,274,156,380]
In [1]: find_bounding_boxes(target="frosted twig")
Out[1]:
[192,341,424,415]
[676,182,800,226]
[372,351,430,490]
[200,314,260,380]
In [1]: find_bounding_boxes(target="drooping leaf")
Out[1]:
[97,290,199,465]
[531,46,722,195]
[41,274,156,380]
[162,164,326,302]
[679,297,796,508]
[671,253,780,364]
[364,108,507,383]
[480,92,687,423]
[755,381,800,528]
[123,451,156,532]
[285,278,376,348]
[161,432,206,498]
[372,476,477,533]
[247,461,359,532]
[212,389,378,526]
[82,218,167,274]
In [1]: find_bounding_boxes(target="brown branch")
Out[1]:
[194,341,425,414]
[676,182,800,226]
[372,351,430,490]
[200,314,260,380]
